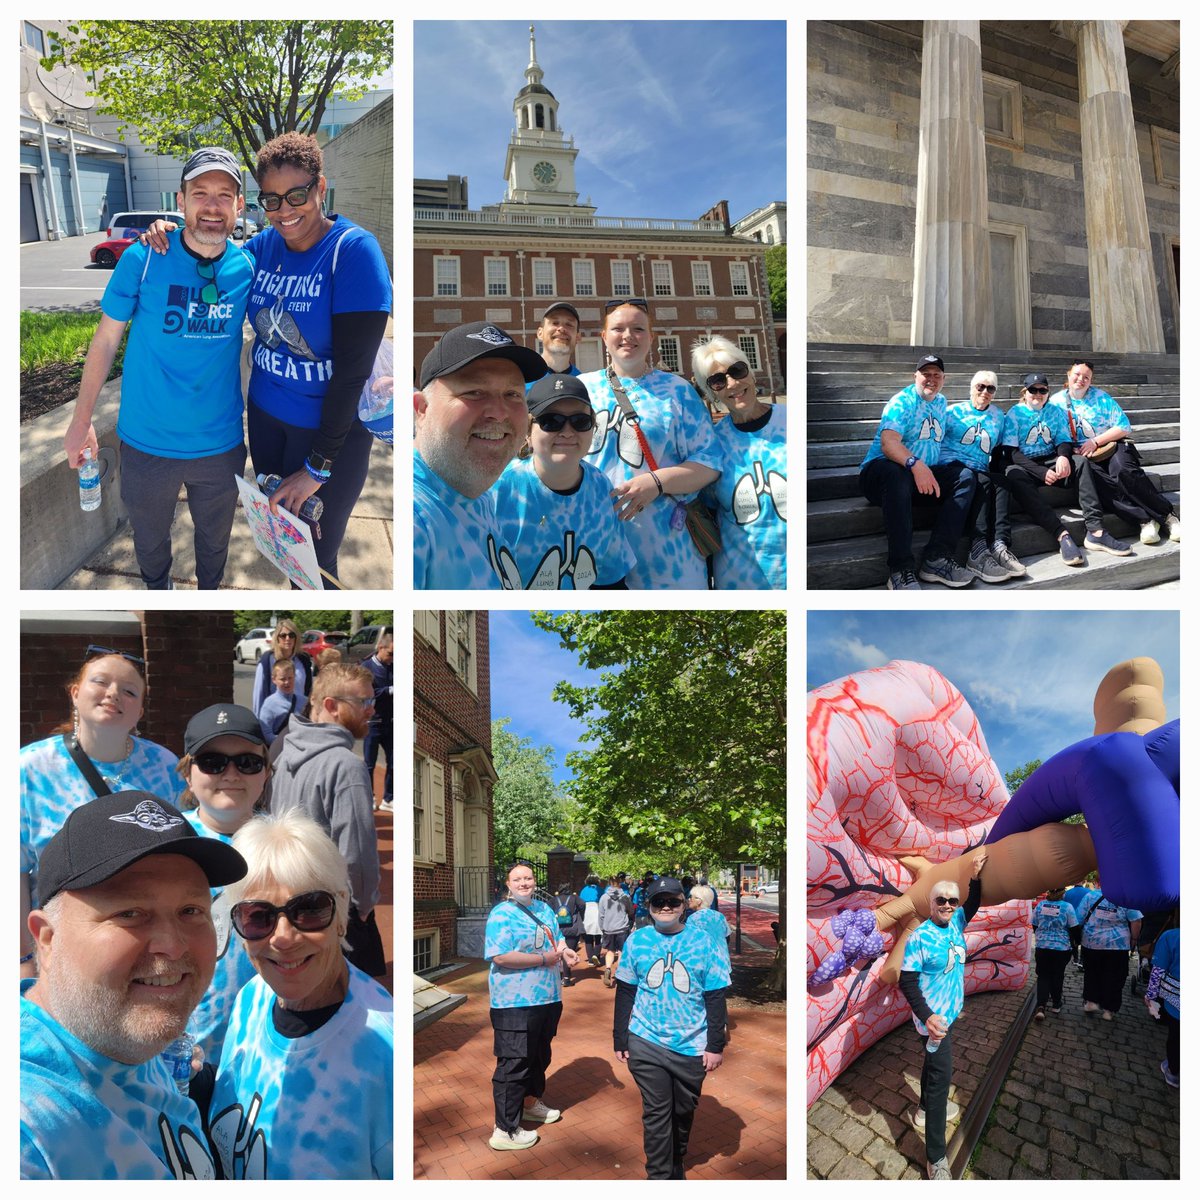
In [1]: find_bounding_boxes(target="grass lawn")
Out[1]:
[20,310,127,375]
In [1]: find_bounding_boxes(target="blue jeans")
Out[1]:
[860,458,976,572]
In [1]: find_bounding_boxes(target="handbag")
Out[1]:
[606,367,721,559]
[1064,394,1119,462]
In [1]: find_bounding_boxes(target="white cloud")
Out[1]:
[839,636,889,671]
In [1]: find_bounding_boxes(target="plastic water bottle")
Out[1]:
[926,1019,945,1054]
[161,1033,195,1094]
[78,448,101,511]
[256,474,325,523]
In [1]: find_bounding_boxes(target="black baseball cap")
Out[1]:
[38,792,247,905]
[526,373,594,418]
[539,302,580,324]
[184,704,267,755]
[180,146,243,189]
[915,354,945,372]
[420,322,548,389]
[1022,372,1049,389]
[646,877,686,903]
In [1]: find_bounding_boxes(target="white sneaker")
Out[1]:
[1164,513,1181,542]
[379,799,394,812]
[1140,519,1161,545]
[523,1098,561,1124]
[912,1101,960,1130]
[489,1125,539,1150]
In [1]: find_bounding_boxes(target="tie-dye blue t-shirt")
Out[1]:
[706,405,787,590]
[21,979,217,1180]
[580,369,722,589]
[489,457,637,589]
[485,899,564,1008]
[616,921,731,1055]
[1032,897,1079,952]
[861,384,948,468]
[940,402,1006,471]
[1048,387,1131,444]
[902,911,969,1033]
[20,735,184,910]
[685,906,732,973]
[413,448,504,589]
[1002,402,1071,461]
[1078,891,1142,950]
[209,966,393,1179]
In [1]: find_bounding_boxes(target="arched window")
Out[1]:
[535,103,545,129]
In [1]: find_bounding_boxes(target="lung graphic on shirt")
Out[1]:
[490,531,598,590]
[158,1114,219,1179]
[254,297,318,361]
[646,951,691,993]
[1025,422,1053,448]
[209,1093,268,1180]
[589,407,644,468]
[959,422,992,455]
[731,461,787,525]
[943,943,966,974]
[919,416,944,443]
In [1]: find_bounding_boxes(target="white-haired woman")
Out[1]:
[250,619,313,716]
[691,336,786,589]
[938,370,1012,584]
[210,810,393,1179]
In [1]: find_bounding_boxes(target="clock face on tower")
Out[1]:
[531,160,558,187]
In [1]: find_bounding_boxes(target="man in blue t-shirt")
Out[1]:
[898,852,987,1181]
[525,302,583,390]
[858,354,977,591]
[21,791,246,1179]
[414,321,547,588]
[64,147,255,590]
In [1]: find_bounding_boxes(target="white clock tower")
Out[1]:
[499,26,596,216]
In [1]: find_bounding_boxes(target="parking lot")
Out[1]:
[21,233,111,312]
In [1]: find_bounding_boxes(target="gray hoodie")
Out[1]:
[269,714,380,913]
[598,886,633,934]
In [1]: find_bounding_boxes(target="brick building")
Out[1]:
[414,26,783,392]
[413,611,496,971]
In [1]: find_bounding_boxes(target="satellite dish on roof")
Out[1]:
[36,63,95,110]
[27,93,56,123]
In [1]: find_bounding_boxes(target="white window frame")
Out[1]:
[434,256,460,297]
[729,261,751,297]
[737,335,761,371]
[657,335,682,374]
[484,257,510,297]
[691,261,714,297]
[572,259,596,297]
[610,259,634,297]
[414,753,427,862]
[445,610,478,696]
[532,258,556,297]
[651,260,675,297]
[414,611,441,648]
[414,929,440,974]
[413,752,446,866]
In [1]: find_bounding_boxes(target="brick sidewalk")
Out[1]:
[415,954,786,1180]
[808,956,1179,1179]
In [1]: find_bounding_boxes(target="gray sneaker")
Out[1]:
[887,569,921,591]
[990,541,1027,578]
[918,556,973,588]
[1058,531,1084,566]
[966,544,1009,584]
[1085,529,1133,556]
[927,1157,953,1180]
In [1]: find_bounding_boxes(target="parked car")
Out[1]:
[301,629,349,657]
[90,236,136,268]
[762,881,779,894]
[232,215,259,240]
[344,624,393,663]
[234,627,273,664]
[105,210,184,240]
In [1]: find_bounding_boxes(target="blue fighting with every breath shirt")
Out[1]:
[102,232,254,458]
[616,921,731,1056]
[860,384,948,469]
[485,899,564,1008]
[1002,402,1072,461]
[940,402,1006,471]
[1032,897,1079,952]
[902,908,969,1034]
[414,449,505,589]
[1048,387,1132,444]
[489,456,636,589]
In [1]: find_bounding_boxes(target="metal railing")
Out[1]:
[456,861,548,915]
[415,207,730,234]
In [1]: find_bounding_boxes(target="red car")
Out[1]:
[90,236,138,268]
[302,629,349,658]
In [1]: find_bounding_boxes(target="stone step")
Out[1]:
[807,514,1181,591]
[807,417,1180,447]
[807,381,1178,401]
[806,399,1179,422]
[808,481,1179,544]
[807,456,1180,502]
[807,342,1180,368]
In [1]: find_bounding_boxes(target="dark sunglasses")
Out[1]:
[1026,387,1049,395]
[195,260,221,305]
[257,177,319,211]
[533,412,596,433]
[85,644,145,668]
[933,896,960,908]
[276,631,297,640]
[706,361,751,391]
[605,296,648,311]
[649,897,684,911]
[231,890,336,940]
[193,751,267,776]
[975,383,997,393]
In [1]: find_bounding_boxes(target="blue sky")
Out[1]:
[413,21,786,222]
[807,611,1180,777]
[488,610,602,785]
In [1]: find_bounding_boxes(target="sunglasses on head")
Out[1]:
[257,177,319,211]
[933,896,960,908]
[706,361,751,391]
[1026,386,1049,395]
[230,890,336,940]
[533,412,596,433]
[85,644,146,668]
[650,896,684,910]
[193,750,266,776]
[605,296,648,312]
[194,259,221,305]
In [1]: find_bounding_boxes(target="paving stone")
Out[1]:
[808,1133,844,1178]
[1015,1119,1048,1147]
[862,1136,907,1176]
[828,1156,879,1180]
[831,1117,874,1155]
[988,1127,1020,1158]
[1010,1161,1042,1179]
[1019,1144,1049,1173]
[974,1148,1013,1179]
[810,1103,844,1135]
[1063,1085,1088,1106]
[1007,1080,1035,1102]
[1017,1100,1042,1124]
[1140,1147,1172,1175]
[1077,1141,1120,1176]
[995,1106,1017,1131]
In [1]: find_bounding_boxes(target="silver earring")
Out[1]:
[72,708,80,741]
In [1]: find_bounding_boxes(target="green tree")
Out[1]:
[1004,760,1042,794]
[491,719,563,869]
[232,611,392,637]
[43,21,393,166]
[531,610,787,991]
[764,244,786,316]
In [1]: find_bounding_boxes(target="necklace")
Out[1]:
[74,733,135,790]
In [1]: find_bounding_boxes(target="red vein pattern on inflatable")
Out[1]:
[807,660,1031,1105]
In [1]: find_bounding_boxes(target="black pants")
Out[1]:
[491,1002,562,1133]
[1034,948,1072,1008]
[1163,1011,1179,1075]
[859,458,976,573]
[364,721,392,803]
[914,1024,953,1163]
[1081,947,1129,1013]
[1068,925,1083,962]
[995,458,1079,541]
[627,1032,707,1180]
[583,934,601,960]
[344,906,386,977]
[1079,442,1173,526]
[965,468,1004,546]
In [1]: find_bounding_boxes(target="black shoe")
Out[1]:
[1085,528,1132,556]
[1058,531,1084,566]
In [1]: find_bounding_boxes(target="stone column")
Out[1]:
[910,20,993,348]
[1057,20,1165,353]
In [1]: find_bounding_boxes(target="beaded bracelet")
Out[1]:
[304,460,332,483]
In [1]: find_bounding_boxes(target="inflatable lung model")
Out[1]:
[807,656,1177,1106]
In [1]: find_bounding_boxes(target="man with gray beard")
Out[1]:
[21,792,246,1179]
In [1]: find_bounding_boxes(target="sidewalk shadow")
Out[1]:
[686,1094,748,1166]
[415,1001,483,1061]
[546,1056,632,1106]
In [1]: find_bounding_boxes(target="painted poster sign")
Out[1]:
[235,473,322,590]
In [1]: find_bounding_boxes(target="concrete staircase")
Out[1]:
[807,344,1181,590]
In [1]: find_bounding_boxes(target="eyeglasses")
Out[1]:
[195,259,221,306]
[605,296,648,311]
[85,644,146,668]
[975,384,997,393]
[649,897,684,911]
[193,751,267,776]
[230,890,336,940]
[533,412,596,433]
[706,361,751,392]
[335,694,375,711]
[1026,387,1049,396]
[933,897,960,908]
[257,177,319,211]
